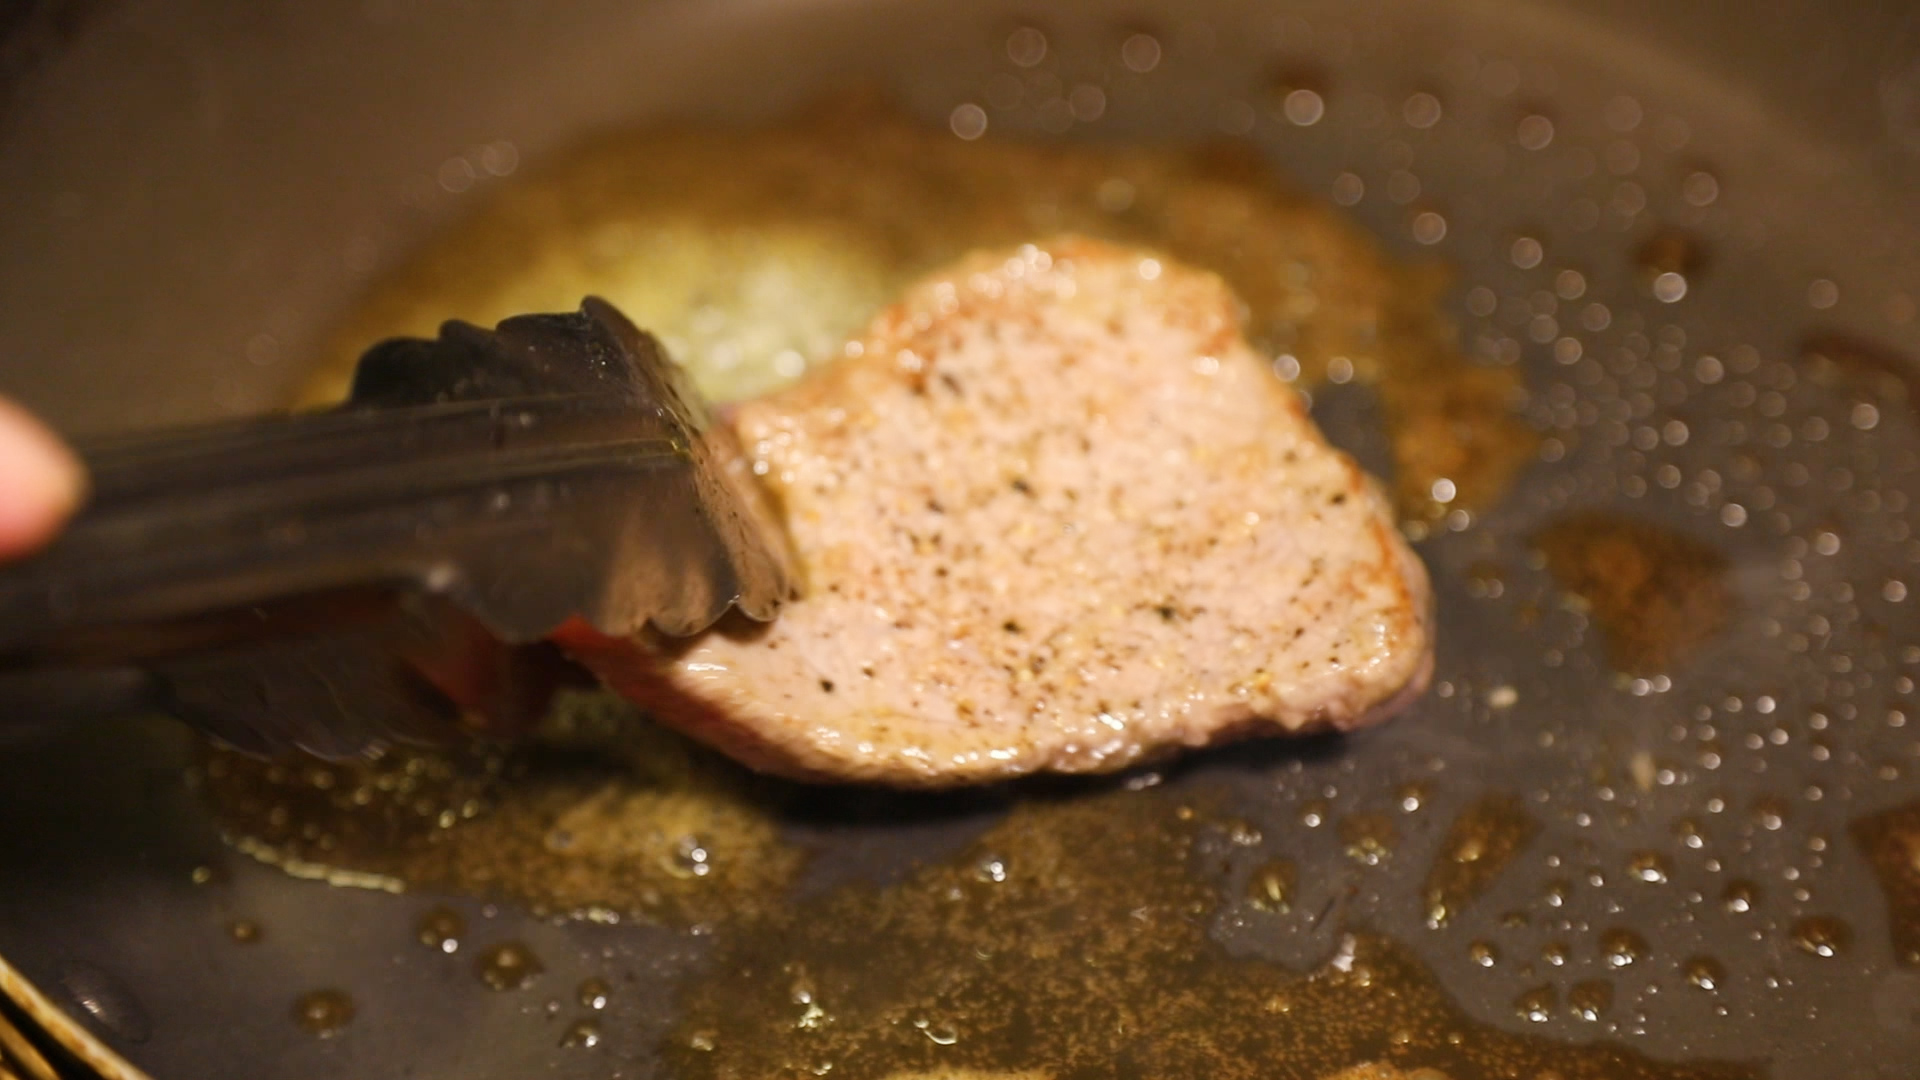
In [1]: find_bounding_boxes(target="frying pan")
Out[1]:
[3,0,1920,1077]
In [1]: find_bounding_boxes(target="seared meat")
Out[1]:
[555,237,1432,785]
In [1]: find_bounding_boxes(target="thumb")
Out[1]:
[0,396,85,560]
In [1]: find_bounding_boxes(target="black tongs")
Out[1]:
[0,299,794,759]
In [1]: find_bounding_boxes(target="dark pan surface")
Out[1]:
[4,1,1920,1077]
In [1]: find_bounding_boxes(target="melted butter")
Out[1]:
[662,788,1749,1080]
[1851,799,1920,966]
[305,95,1531,520]
[1536,513,1731,674]
[195,691,801,924]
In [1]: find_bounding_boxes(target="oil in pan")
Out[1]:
[2,4,1919,1079]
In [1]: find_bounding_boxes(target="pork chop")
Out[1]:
[554,237,1433,785]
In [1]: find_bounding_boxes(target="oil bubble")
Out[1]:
[1283,89,1326,126]
[293,990,355,1038]
[1636,229,1705,297]
[949,104,989,141]
[560,1018,603,1049]
[1006,26,1048,68]
[1605,95,1644,132]
[1682,170,1721,206]
[1517,114,1555,150]
[1653,272,1689,303]
[1339,812,1397,865]
[1684,955,1727,991]
[1515,984,1557,1022]
[669,835,714,879]
[1411,210,1448,245]
[1246,858,1296,912]
[1599,928,1650,969]
[477,942,544,990]
[418,905,465,953]
[1789,916,1852,958]
[1628,851,1672,884]
[1120,33,1162,73]
[1402,92,1443,129]
[1568,979,1614,1022]
[1754,796,1789,832]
